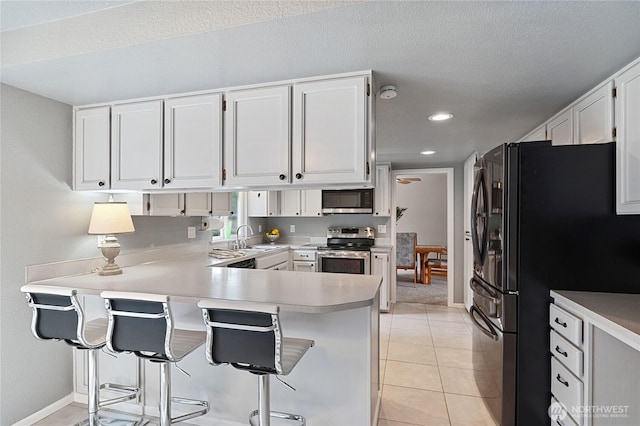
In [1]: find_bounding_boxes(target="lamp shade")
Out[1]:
[88,201,135,235]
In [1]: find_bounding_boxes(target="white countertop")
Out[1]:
[28,253,382,314]
[551,290,640,351]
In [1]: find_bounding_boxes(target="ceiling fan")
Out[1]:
[396,177,422,185]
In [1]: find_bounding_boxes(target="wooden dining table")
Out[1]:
[415,245,447,284]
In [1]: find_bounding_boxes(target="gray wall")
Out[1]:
[265,215,391,240]
[396,174,447,245]
[0,84,205,424]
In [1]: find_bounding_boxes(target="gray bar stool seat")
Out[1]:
[101,291,209,426]
[20,284,143,426]
[197,299,314,426]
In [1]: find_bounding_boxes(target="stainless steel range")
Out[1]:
[316,226,374,275]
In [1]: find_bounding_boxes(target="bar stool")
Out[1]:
[197,299,314,426]
[20,284,143,426]
[101,291,209,426]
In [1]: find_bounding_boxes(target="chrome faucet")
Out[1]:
[235,224,254,250]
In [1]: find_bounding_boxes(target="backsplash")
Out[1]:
[264,215,391,238]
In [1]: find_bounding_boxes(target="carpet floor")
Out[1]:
[396,271,448,305]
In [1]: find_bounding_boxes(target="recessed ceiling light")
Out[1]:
[420,150,436,155]
[428,112,453,121]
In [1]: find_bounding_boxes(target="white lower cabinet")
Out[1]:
[256,250,289,270]
[371,248,390,312]
[292,249,316,272]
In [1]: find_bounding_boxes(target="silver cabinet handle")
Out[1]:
[554,317,567,328]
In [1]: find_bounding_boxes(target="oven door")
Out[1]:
[317,251,371,274]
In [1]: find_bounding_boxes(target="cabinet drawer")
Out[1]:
[550,330,583,378]
[550,304,583,346]
[550,398,579,426]
[551,357,583,425]
[292,250,316,261]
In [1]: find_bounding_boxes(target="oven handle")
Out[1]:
[470,305,499,341]
[470,277,500,305]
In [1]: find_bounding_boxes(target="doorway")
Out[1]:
[391,168,454,306]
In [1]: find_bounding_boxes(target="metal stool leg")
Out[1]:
[159,362,171,426]
[87,348,100,426]
[249,374,305,426]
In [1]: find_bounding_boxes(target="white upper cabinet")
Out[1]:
[210,192,234,216]
[74,106,110,190]
[148,193,184,216]
[301,190,322,217]
[224,86,291,187]
[615,60,640,214]
[573,81,614,145]
[546,109,573,146]
[164,94,223,189]
[292,76,369,185]
[279,190,301,216]
[111,100,163,190]
[247,191,279,217]
[374,164,391,216]
[520,123,546,142]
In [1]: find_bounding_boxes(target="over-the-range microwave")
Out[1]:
[321,189,374,214]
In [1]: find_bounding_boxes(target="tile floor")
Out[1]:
[34,303,498,426]
[378,302,499,426]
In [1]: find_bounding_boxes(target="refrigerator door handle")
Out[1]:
[470,277,500,304]
[470,305,499,341]
[471,168,489,267]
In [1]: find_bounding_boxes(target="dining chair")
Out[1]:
[395,232,418,286]
[426,249,448,284]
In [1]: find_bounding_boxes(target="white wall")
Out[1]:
[0,84,206,424]
[396,174,447,245]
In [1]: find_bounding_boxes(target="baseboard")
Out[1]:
[12,393,75,426]
[449,302,466,308]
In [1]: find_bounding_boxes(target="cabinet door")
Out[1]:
[615,61,640,214]
[247,191,278,217]
[372,252,390,311]
[210,192,233,216]
[280,190,301,216]
[185,192,211,216]
[111,100,163,190]
[293,262,316,272]
[374,164,391,216]
[292,76,369,185]
[463,152,478,311]
[547,109,573,146]
[520,123,547,142]
[74,106,111,190]
[301,189,322,217]
[573,82,614,145]
[164,94,222,189]
[224,86,290,186]
[149,193,185,216]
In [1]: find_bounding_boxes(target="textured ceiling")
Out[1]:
[1,1,640,168]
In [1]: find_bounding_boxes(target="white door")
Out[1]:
[372,252,390,311]
[546,109,574,146]
[374,164,391,216]
[615,61,640,214]
[463,152,478,311]
[164,93,223,189]
[224,86,290,186]
[301,190,322,217]
[280,190,301,216]
[292,76,369,185]
[111,100,163,190]
[149,193,185,216]
[74,106,111,190]
[573,81,614,145]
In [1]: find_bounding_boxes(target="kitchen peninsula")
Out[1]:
[25,252,382,426]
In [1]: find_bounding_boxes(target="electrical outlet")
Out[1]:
[258,224,262,232]
[187,226,196,239]
[378,225,387,234]
[290,225,295,233]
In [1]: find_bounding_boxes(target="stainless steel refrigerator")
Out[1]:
[469,141,640,426]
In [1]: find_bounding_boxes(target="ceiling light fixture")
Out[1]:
[420,150,436,155]
[428,112,453,121]
[379,85,397,99]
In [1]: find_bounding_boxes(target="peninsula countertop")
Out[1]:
[26,253,382,314]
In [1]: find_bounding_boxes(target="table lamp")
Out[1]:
[88,196,135,276]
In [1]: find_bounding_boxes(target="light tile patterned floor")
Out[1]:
[34,303,498,426]
[378,302,499,426]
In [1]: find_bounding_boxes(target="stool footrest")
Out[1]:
[170,397,210,424]
[249,409,306,426]
[99,383,139,407]
[76,411,149,426]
